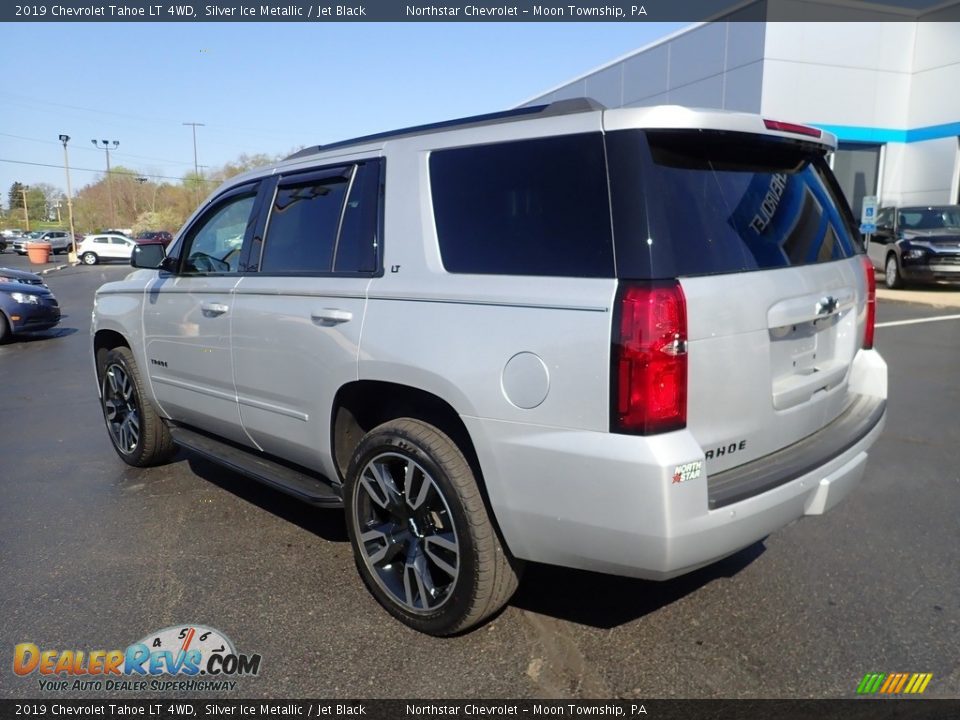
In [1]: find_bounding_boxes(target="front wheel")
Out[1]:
[344,418,521,635]
[100,347,176,467]
[885,254,904,289]
[82,252,98,265]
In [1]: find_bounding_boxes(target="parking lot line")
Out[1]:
[876,313,960,328]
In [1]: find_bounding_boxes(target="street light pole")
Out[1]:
[92,139,119,228]
[60,134,79,263]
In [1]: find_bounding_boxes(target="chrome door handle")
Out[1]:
[311,308,353,325]
[201,302,229,316]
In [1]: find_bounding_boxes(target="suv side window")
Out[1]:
[257,160,382,275]
[181,191,258,274]
[334,161,381,274]
[430,134,614,278]
[260,168,350,274]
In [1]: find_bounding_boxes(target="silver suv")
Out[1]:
[13,230,73,255]
[92,101,887,635]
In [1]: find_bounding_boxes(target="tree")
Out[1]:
[8,182,26,213]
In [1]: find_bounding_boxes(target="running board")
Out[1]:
[169,425,343,507]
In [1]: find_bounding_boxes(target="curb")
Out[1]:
[39,264,71,275]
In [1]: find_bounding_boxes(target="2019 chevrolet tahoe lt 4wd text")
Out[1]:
[92,100,887,635]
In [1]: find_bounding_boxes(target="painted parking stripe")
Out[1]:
[876,313,960,328]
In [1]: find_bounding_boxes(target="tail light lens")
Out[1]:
[861,255,876,349]
[612,281,688,435]
[762,119,823,138]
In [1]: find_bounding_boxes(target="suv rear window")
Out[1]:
[607,130,859,280]
[430,133,614,278]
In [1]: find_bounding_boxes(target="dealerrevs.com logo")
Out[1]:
[14,624,261,692]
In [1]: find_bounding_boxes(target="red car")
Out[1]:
[135,231,173,247]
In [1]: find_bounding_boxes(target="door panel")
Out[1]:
[231,160,381,479]
[141,187,261,444]
[143,275,247,443]
[231,278,368,476]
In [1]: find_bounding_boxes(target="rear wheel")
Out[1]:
[100,347,175,467]
[885,254,904,289]
[344,418,521,635]
[82,252,98,265]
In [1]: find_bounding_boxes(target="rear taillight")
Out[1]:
[612,281,688,435]
[861,255,876,349]
[762,119,823,138]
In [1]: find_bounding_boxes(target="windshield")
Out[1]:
[898,206,960,231]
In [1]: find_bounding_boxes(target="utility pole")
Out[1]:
[183,122,205,207]
[92,139,120,228]
[20,186,30,231]
[60,135,78,263]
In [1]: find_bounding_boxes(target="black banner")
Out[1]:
[2,700,960,719]
[3,0,960,23]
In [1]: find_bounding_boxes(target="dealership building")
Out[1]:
[520,8,960,218]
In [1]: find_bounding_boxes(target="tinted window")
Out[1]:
[334,161,381,273]
[876,207,894,228]
[641,131,857,277]
[260,169,350,273]
[430,134,614,278]
[183,192,256,274]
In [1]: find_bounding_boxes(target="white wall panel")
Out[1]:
[584,66,623,108]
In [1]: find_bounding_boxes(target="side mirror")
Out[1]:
[131,243,167,270]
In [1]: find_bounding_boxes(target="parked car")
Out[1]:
[866,205,960,288]
[77,234,138,265]
[0,267,47,287]
[0,274,61,341]
[135,230,174,247]
[12,230,74,255]
[93,101,887,635]
[1,229,24,239]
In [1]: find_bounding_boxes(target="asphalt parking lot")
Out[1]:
[1,254,958,700]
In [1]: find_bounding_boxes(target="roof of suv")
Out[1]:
[212,100,838,200]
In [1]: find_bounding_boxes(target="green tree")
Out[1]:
[8,182,26,213]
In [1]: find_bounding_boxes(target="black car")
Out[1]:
[867,205,960,288]
[0,268,61,341]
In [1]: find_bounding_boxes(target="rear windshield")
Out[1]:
[607,130,859,279]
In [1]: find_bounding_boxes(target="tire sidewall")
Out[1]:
[344,423,479,635]
[885,255,900,289]
[83,252,97,265]
[101,348,149,465]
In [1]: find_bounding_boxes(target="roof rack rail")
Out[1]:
[283,97,606,161]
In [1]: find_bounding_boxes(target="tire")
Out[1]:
[344,418,521,636]
[82,252,98,265]
[885,253,904,289]
[0,313,10,343]
[100,347,176,467]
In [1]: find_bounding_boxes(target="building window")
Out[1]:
[832,143,882,220]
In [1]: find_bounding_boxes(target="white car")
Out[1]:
[78,234,137,265]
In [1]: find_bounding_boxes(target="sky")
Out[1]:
[0,22,688,205]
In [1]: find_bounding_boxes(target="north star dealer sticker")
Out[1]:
[672,461,702,484]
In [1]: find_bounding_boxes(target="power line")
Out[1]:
[0,158,187,182]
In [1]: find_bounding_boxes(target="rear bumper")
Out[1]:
[466,349,887,580]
